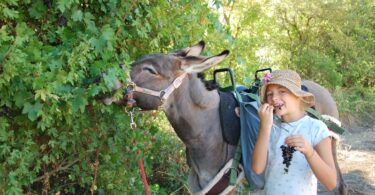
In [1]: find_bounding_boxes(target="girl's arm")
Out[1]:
[307,137,337,191]
[252,104,273,174]
[285,135,337,191]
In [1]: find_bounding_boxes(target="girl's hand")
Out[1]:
[284,134,314,158]
[258,103,274,131]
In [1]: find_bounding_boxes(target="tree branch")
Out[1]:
[33,159,80,183]
[116,0,138,36]
[90,148,100,195]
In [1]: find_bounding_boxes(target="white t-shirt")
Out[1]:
[263,115,331,195]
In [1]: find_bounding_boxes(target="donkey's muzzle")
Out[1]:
[123,86,137,107]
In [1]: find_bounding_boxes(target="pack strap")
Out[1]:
[229,141,242,185]
[242,92,261,106]
[306,108,345,135]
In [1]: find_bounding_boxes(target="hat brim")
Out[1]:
[260,81,315,108]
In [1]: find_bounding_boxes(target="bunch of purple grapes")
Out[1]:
[280,145,296,173]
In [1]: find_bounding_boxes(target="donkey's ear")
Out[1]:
[173,41,205,57]
[181,50,229,73]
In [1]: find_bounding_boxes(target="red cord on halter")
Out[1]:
[132,133,150,195]
[128,108,150,195]
[138,152,150,195]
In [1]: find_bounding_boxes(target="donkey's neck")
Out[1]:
[163,75,235,191]
[163,74,220,144]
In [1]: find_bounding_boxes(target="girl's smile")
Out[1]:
[265,84,305,122]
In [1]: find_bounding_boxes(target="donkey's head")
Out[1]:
[104,41,229,110]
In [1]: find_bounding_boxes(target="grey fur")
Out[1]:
[303,80,339,119]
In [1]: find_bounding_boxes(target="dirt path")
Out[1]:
[338,115,375,195]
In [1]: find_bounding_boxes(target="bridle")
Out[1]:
[124,73,187,109]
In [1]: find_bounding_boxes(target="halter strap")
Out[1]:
[127,73,187,102]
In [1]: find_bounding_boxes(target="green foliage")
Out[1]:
[269,0,375,89]
[143,115,189,194]
[334,86,375,121]
[0,0,219,194]
[296,48,342,87]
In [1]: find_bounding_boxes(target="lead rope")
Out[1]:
[127,108,150,195]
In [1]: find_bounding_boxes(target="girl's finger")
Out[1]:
[285,137,298,143]
[261,104,269,112]
[288,134,302,139]
[286,140,303,147]
[294,146,303,152]
[286,136,303,143]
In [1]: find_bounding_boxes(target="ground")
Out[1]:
[338,113,375,195]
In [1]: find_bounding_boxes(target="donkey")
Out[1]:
[104,41,344,194]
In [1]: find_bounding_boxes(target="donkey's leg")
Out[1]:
[188,170,202,194]
[332,138,348,195]
[317,137,348,195]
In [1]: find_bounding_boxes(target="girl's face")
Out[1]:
[265,84,305,122]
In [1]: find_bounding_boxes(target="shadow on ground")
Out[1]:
[343,169,375,195]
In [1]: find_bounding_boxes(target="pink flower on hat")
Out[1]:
[262,72,272,83]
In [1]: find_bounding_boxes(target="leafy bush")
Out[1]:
[0,0,221,194]
[334,87,375,125]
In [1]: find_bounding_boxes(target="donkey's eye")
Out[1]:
[142,65,158,75]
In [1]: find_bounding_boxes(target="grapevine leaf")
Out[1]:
[22,102,43,121]
[72,10,83,22]
[57,0,71,13]
[2,7,19,19]
[101,25,115,42]
[14,91,32,108]
[28,0,47,19]
[72,88,88,113]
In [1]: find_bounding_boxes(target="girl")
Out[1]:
[252,70,337,194]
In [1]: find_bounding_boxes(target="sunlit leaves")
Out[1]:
[102,68,118,89]
[270,0,374,88]
[1,7,19,19]
[14,23,34,46]
[57,0,73,13]
[71,9,83,22]
[84,12,97,33]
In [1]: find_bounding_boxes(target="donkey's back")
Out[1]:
[303,80,339,119]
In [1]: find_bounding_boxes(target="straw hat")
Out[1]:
[259,70,315,108]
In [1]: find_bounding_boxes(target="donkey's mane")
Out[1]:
[197,73,220,91]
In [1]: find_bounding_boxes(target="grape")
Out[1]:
[280,145,296,173]
[58,15,67,26]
